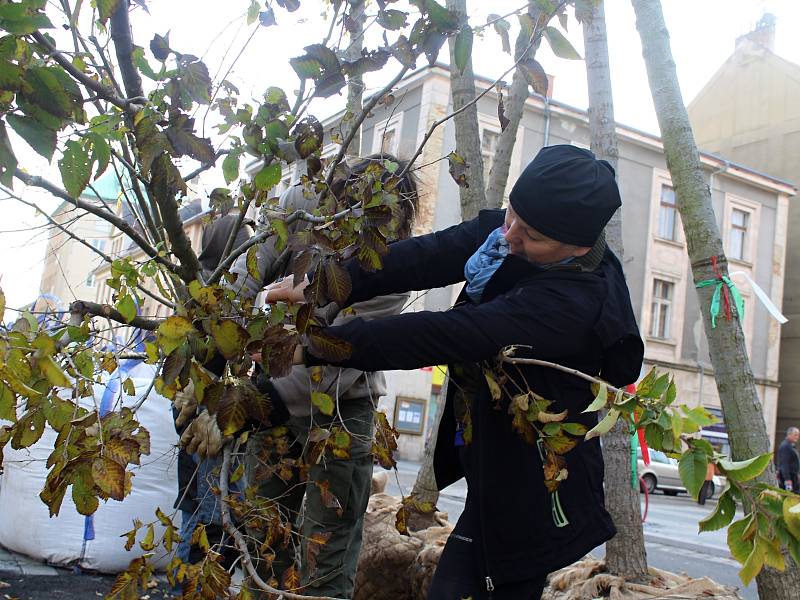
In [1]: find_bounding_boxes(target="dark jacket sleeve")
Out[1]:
[307,280,602,372]
[342,214,482,306]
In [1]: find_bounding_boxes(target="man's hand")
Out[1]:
[179,411,231,459]
[264,275,309,303]
[173,380,198,428]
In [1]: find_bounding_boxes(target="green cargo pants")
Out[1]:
[244,396,375,599]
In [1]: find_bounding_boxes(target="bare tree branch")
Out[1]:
[108,0,144,101]
[182,149,229,182]
[30,32,129,110]
[13,169,179,274]
[70,300,161,330]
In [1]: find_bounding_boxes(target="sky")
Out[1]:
[1,0,798,315]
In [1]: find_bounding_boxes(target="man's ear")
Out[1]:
[573,246,592,258]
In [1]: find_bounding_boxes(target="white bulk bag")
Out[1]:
[0,361,180,573]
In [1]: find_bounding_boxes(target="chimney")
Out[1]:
[736,13,776,52]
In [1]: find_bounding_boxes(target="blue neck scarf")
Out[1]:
[464,227,509,303]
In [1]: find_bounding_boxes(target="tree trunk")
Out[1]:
[631,0,800,595]
[484,2,543,209]
[342,1,365,157]
[582,1,648,581]
[445,0,486,221]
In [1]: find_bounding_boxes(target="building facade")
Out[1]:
[687,16,800,443]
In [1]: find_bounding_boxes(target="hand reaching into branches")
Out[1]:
[172,380,197,428]
[264,275,310,304]
[180,411,231,459]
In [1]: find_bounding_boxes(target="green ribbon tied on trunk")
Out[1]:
[695,256,744,328]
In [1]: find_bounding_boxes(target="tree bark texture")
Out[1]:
[343,1,365,157]
[446,0,486,221]
[631,1,800,595]
[582,1,648,582]
[484,2,543,209]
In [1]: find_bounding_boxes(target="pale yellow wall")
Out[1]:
[688,40,800,444]
[39,202,111,307]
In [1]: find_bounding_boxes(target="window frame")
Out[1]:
[372,113,403,157]
[723,194,760,266]
[657,184,678,241]
[649,277,675,340]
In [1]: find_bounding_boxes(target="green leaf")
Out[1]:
[699,488,736,532]
[165,114,215,163]
[311,391,334,416]
[179,60,211,104]
[728,516,755,563]
[210,319,249,361]
[584,408,619,440]
[293,116,322,159]
[6,114,56,160]
[488,14,511,54]
[88,133,111,180]
[0,4,53,34]
[0,59,25,92]
[738,536,766,586]
[150,32,170,62]
[377,9,408,31]
[782,495,800,539]
[122,377,136,396]
[97,0,121,25]
[247,0,260,25]
[116,294,137,324]
[679,449,708,500]
[11,410,45,449]
[562,422,587,436]
[453,26,473,74]
[59,140,91,198]
[222,152,240,184]
[543,26,581,60]
[271,218,288,252]
[254,162,281,191]
[157,316,195,355]
[719,453,773,482]
[583,383,607,413]
[39,355,70,388]
[22,66,74,119]
[72,477,99,516]
[0,382,15,421]
[246,246,260,280]
[0,121,17,187]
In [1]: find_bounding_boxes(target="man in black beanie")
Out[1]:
[265,144,644,599]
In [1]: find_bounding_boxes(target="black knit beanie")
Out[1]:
[509,145,621,247]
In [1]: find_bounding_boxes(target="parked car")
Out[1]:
[636,448,725,498]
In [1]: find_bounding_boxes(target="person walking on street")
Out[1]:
[777,426,800,492]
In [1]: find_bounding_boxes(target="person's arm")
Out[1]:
[342,215,482,305]
[305,281,602,372]
[228,233,282,302]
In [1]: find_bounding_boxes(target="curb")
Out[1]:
[644,533,732,559]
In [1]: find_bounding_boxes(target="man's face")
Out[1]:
[503,205,591,265]
[789,430,800,443]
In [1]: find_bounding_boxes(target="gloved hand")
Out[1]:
[173,380,197,428]
[179,411,231,459]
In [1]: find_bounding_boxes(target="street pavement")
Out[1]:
[0,460,759,599]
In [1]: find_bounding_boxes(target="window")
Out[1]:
[729,208,749,261]
[85,272,96,288]
[649,279,674,339]
[379,128,397,154]
[657,185,677,240]
[90,239,106,253]
[481,128,500,184]
[372,115,402,157]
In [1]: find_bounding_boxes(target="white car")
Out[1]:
[637,448,725,498]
